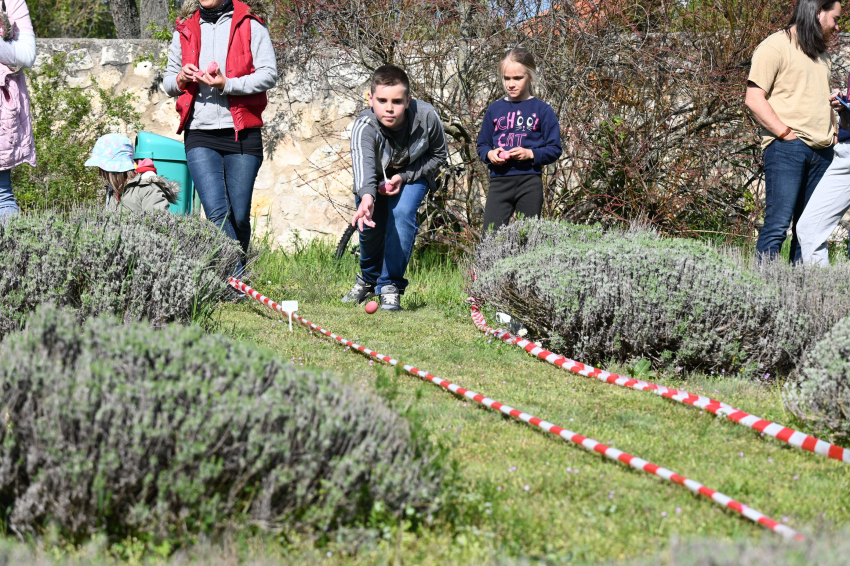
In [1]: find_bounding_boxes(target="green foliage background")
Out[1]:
[11,53,142,212]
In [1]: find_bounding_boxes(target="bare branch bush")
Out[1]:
[268,0,841,254]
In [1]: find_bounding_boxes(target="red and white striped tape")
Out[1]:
[229,277,803,540]
[468,299,849,465]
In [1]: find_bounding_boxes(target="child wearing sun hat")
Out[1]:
[85,134,179,213]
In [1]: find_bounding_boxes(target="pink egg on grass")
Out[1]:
[498,150,511,160]
[365,300,379,314]
[207,61,219,76]
[378,181,393,195]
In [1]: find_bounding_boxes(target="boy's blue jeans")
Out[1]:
[0,169,19,225]
[186,148,263,256]
[757,138,833,263]
[357,179,428,294]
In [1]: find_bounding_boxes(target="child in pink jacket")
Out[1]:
[0,0,36,223]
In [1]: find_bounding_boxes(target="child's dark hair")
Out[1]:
[370,65,410,95]
[98,169,136,201]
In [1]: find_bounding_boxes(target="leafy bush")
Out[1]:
[11,53,141,211]
[784,316,850,439]
[0,208,241,337]
[470,218,850,375]
[0,305,444,539]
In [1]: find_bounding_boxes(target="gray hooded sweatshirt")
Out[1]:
[162,0,277,131]
[350,99,448,199]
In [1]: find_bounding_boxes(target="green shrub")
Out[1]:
[0,305,444,540]
[471,219,850,375]
[11,53,141,211]
[784,316,850,439]
[0,208,241,337]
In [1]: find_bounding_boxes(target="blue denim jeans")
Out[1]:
[757,138,833,263]
[186,148,262,256]
[357,179,429,294]
[0,169,19,225]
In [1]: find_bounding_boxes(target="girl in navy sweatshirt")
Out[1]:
[477,48,563,233]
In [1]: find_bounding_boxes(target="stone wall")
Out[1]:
[34,38,368,248]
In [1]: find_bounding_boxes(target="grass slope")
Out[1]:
[5,239,847,565]
[209,240,850,563]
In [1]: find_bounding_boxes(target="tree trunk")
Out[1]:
[140,0,172,39]
[108,0,141,39]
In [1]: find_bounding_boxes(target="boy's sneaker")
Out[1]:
[341,274,376,304]
[380,284,402,311]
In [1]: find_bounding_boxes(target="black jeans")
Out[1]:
[481,174,543,234]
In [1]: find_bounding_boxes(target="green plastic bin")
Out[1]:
[134,131,196,216]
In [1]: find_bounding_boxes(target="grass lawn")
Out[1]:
[201,240,850,564]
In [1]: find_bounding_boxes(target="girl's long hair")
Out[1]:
[499,47,543,97]
[98,169,136,201]
[785,0,840,59]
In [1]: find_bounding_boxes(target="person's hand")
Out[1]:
[783,130,798,141]
[352,194,376,230]
[383,174,403,196]
[831,89,843,111]
[196,69,227,91]
[488,148,507,164]
[177,64,200,90]
[509,147,534,161]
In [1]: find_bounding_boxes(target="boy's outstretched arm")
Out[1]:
[351,116,381,200]
[350,116,381,229]
[398,111,449,186]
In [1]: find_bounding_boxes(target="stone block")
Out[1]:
[67,74,93,89]
[271,137,305,166]
[101,44,133,66]
[152,100,180,133]
[253,163,276,190]
[96,68,124,90]
[124,87,151,114]
[251,195,274,218]
[66,49,94,72]
[134,61,154,77]
[308,144,342,170]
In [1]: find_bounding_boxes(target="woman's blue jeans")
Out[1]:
[0,169,19,225]
[356,179,428,294]
[757,138,833,263]
[186,148,262,257]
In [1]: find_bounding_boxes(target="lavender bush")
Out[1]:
[0,305,444,539]
[784,316,850,439]
[0,208,241,337]
[471,219,850,375]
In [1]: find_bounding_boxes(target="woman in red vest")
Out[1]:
[163,0,276,269]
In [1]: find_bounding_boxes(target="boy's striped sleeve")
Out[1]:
[350,116,379,199]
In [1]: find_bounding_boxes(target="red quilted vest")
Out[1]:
[174,0,268,136]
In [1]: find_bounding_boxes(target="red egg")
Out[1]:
[378,181,393,195]
[365,301,379,314]
[207,61,219,76]
[499,150,511,160]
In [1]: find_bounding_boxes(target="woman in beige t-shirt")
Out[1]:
[744,0,841,262]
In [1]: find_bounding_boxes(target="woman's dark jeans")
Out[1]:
[186,147,262,260]
[757,138,833,263]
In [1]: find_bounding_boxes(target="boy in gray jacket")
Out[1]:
[343,65,448,311]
